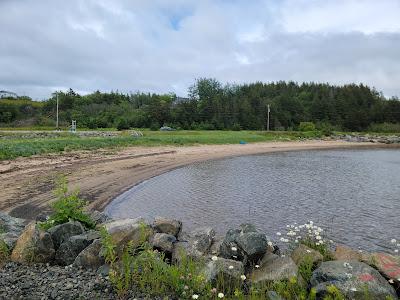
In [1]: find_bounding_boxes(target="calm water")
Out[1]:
[106,149,400,252]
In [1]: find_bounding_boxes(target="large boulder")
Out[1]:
[0,212,26,250]
[103,218,152,253]
[11,222,55,263]
[333,244,374,263]
[153,217,182,237]
[48,221,85,249]
[55,231,100,266]
[369,253,400,290]
[88,210,110,225]
[172,227,215,263]
[73,239,104,269]
[250,252,298,284]
[310,260,397,299]
[202,257,245,284]
[150,233,176,254]
[219,223,268,265]
[291,244,323,266]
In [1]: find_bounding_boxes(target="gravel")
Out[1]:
[0,262,119,300]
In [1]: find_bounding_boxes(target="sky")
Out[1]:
[0,0,399,99]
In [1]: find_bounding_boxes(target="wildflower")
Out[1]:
[232,255,237,259]
[395,249,399,253]
[309,221,314,225]
[218,292,224,298]
[184,285,189,290]
[350,287,357,292]
[281,254,286,258]
[241,275,246,280]
[192,295,199,299]
[231,246,237,252]
[267,241,273,247]
[316,235,322,240]
[255,264,260,268]
[211,288,217,293]
[276,232,282,236]
[397,243,400,247]
[296,236,302,239]
[294,240,299,243]
[228,265,234,270]
[345,273,352,279]
[388,279,394,284]
[306,250,311,253]
[286,225,290,228]
[343,262,351,268]
[211,256,218,261]
[391,239,397,244]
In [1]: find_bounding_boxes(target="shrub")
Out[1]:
[116,118,130,131]
[40,176,95,230]
[232,123,242,131]
[298,122,316,132]
[149,122,160,131]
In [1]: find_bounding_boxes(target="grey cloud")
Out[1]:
[0,0,399,99]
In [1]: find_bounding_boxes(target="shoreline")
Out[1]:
[0,140,398,220]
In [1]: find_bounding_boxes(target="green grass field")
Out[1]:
[0,130,322,160]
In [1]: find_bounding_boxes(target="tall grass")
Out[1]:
[0,130,322,160]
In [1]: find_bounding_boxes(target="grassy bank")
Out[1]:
[0,130,323,160]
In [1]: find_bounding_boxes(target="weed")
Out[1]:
[0,240,9,265]
[39,176,95,230]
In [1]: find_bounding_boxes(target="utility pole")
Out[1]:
[267,104,270,131]
[56,92,59,131]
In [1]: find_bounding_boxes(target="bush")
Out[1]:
[150,122,160,131]
[231,123,242,131]
[116,118,130,131]
[368,122,400,133]
[0,240,9,265]
[298,122,316,132]
[40,176,95,230]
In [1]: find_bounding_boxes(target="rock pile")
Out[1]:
[0,212,399,299]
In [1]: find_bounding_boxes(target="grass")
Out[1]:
[0,130,323,160]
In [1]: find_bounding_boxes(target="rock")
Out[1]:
[11,222,55,263]
[55,231,100,266]
[103,218,152,253]
[48,221,85,249]
[202,257,245,284]
[150,233,176,254]
[73,239,104,269]
[334,245,373,265]
[0,212,26,250]
[310,260,397,299]
[172,227,215,263]
[88,210,110,225]
[153,217,182,237]
[369,253,400,289]
[250,252,298,284]
[291,244,323,266]
[219,223,268,265]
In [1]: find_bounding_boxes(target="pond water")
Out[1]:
[105,148,400,252]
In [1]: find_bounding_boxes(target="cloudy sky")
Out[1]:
[1,0,399,99]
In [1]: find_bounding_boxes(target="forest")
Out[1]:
[1,79,400,132]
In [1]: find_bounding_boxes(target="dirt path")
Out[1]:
[0,140,393,220]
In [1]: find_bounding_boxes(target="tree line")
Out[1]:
[1,79,399,131]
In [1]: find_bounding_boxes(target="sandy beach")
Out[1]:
[0,140,394,220]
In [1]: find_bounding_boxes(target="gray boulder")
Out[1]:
[48,221,85,249]
[73,239,104,269]
[153,217,182,237]
[202,257,245,284]
[88,210,110,225]
[103,218,152,253]
[251,252,298,284]
[310,260,397,299]
[0,212,26,250]
[219,223,268,265]
[172,227,215,263]
[11,222,55,263]
[150,233,176,254]
[55,230,100,266]
[291,244,323,266]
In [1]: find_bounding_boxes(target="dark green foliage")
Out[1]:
[298,122,316,132]
[1,82,399,131]
[40,176,95,230]
[116,118,130,131]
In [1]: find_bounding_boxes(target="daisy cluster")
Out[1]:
[390,238,399,255]
[276,220,331,247]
